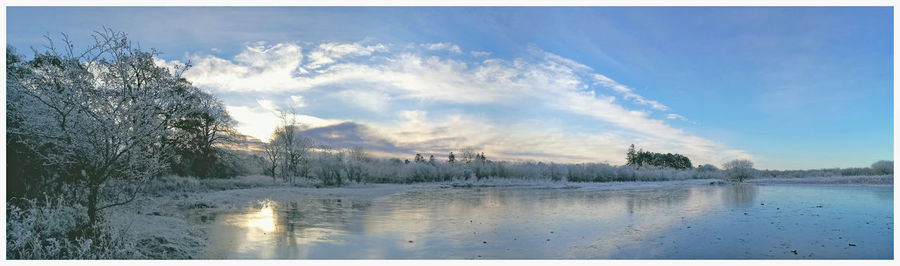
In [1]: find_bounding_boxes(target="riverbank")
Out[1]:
[748,175,893,185]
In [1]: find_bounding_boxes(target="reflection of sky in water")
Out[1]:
[196,185,892,259]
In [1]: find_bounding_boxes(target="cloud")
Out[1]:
[163,41,750,165]
[225,100,342,142]
[423,42,462,53]
[290,95,307,108]
[297,122,413,157]
[306,42,387,69]
[333,89,391,112]
[179,42,307,92]
[593,74,670,111]
[470,51,491,57]
[666,114,688,121]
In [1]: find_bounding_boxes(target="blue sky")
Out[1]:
[6,7,893,170]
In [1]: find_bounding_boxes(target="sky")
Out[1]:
[5,7,893,170]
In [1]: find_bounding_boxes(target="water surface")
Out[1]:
[194,184,892,259]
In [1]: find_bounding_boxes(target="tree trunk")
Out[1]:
[87,181,100,227]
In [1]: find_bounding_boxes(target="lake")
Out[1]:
[193,183,893,259]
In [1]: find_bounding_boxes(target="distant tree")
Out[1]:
[428,155,435,164]
[460,147,477,163]
[626,146,692,169]
[262,139,282,179]
[697,164,720,172]
[266,109,314,183]
[404,159,410,164]
[414,153,424,163]
[448,152,456,163]
[626,144,637,165]
[723,159,754,182]
[348,146,369,162]
[871,160,893,175]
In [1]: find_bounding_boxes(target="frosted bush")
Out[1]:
[7,196,142,259]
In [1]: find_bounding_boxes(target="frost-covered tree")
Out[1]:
[7,29,199,226]
[414,153,424,163]
[460,147,477,163]
[262,139,282,179]
[348,145,370,162]
[263,109,314,183]
[723,159,754,182]
[870,160,893,175]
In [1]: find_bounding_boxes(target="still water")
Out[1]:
[194,184,892,259]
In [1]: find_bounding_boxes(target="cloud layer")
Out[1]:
[158,41,751,165]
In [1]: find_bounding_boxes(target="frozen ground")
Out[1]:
[749,175,893,185]
[107,175,892,259]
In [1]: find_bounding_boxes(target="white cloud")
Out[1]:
[666,114,688,120]
[166,41,750,165]
[470,51,491,57]
[424,42,462,53]
[334,90,391,112]
[225,104,281,142]
[177,42,306,92]
[306,42,387,69]
[593,74,670,111]
[226,100,342,142]
[290,95,307,108]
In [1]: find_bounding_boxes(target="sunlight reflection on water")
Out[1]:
[195,184,892,259]
[247,201,276,233]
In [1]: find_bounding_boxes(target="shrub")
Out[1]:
[7,196,142,259]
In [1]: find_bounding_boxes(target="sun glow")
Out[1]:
[248,202,276,233]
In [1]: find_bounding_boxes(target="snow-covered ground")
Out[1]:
[107,175,892,258]
[748,175,893,185]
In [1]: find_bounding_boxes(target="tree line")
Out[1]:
[625,144,693,169]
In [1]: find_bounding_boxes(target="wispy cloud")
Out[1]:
[423,42,462,53]
[470,51,491,57]
[160,41,750,165]
[290,95,307,108]
[593,74,669,111]
[666,114,688,121]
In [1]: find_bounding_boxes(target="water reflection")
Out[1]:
[196,184,892,259]
[247,201,276,233]
[722,184,758,206]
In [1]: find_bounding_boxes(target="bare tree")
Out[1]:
[262,136,282,179]
[348,145,370,162]
[460,147,477,163]
[723,159,755,182]
[345,146,369,183]
[261,108,313,183]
